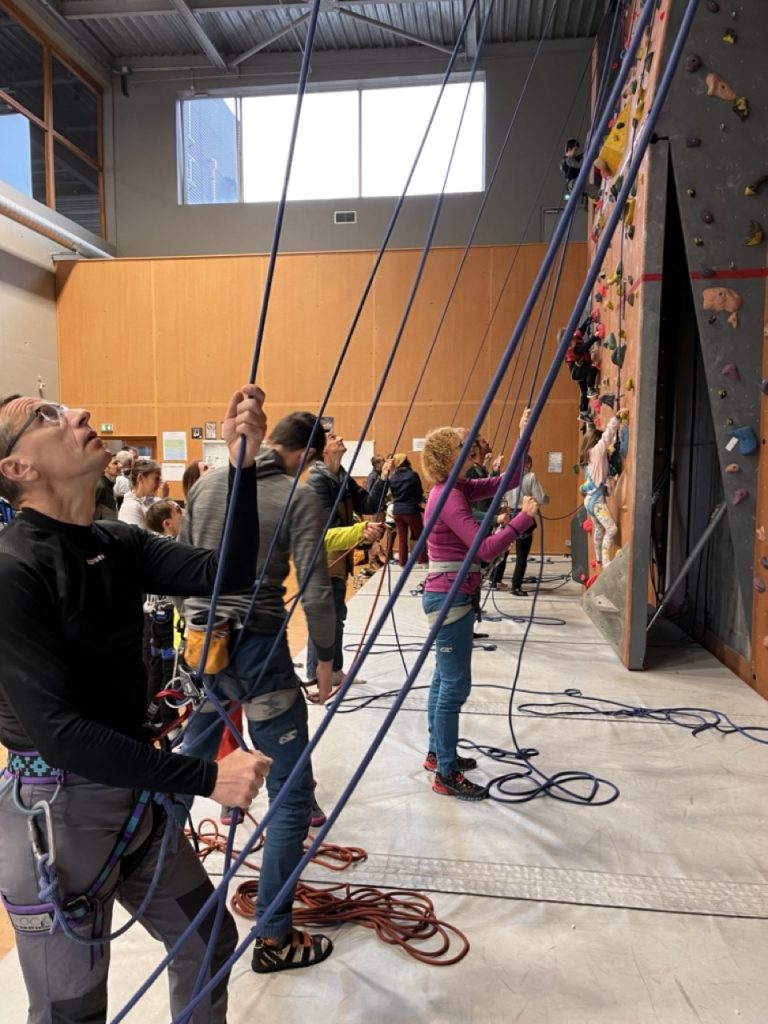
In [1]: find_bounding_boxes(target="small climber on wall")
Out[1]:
[578,413,627,571]
[563,320,599,422]
[561,139,601,201]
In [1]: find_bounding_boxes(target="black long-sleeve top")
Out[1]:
[0,465,258,796]
[388,468,424,515]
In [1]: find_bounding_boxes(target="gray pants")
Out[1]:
[0,776,237,1024]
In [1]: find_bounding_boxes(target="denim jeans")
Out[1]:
[178,630,313,940]
[305,575,347,679]
[422,591,475,777]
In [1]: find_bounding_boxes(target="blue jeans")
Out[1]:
[178,631,313,940]
[422,591,475,777]
[305,575,347,679]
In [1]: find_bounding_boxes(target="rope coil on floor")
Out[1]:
[231,880,470,967]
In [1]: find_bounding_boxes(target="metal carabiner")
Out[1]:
[30,800,57,869]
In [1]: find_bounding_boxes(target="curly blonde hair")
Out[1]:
[421,427,462,485]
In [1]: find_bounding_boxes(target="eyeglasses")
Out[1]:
[2,403,68,459]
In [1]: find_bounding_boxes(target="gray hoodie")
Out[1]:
[180,448,335,661]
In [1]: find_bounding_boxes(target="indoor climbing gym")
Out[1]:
[0,0,767,1021]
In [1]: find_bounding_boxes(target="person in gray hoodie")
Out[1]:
[177,411,336,974]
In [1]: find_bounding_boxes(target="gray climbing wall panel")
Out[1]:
[660,0,767,629]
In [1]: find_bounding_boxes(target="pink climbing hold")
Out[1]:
[760,555,768,570]
[732,488,749,506]
[753,578,766,594]
[582,519,593,533]
[725,464,740,473]
[721,363,740,381]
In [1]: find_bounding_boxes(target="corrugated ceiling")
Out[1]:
[34,0,608,67]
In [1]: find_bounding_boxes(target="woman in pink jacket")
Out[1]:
[420,415,539,801]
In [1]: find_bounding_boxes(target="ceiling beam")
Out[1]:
[338,7,455,55]
[229,11,312,65]
[167,0,228,69]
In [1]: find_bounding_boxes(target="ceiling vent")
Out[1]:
[334,210,357,225]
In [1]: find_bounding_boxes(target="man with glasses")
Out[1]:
[0,389,271,1024]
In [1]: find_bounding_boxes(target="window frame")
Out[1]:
[178,73,485,207]
[0,0,104,236]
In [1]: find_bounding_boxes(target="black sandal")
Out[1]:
[252,929,333,974]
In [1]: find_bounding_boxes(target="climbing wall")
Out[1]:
[579,0,673,669]
[582,0,768,691]
[662,0,768,693]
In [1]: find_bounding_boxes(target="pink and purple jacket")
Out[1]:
[424,472,535,595]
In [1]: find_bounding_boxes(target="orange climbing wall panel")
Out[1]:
[585,0,672,666]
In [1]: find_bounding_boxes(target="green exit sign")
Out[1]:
[100,423,114,433]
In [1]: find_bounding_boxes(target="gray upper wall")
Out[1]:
[110,40,591,257]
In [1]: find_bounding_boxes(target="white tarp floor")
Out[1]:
[2,559,767,1023]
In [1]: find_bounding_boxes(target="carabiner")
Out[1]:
[30,800,56,869]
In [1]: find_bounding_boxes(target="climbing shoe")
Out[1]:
[423,751,477,773]
[432,771,487,801]
[310,794,327,828]
[252,929,333,973]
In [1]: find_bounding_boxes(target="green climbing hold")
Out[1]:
[605,333,617,351]
[611,345,627,368]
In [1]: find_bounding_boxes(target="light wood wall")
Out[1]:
[56,243,587,549]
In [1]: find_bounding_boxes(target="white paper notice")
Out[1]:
[547,451,563,473]
[161,463,185,482]
[412,438,425,452]
[162,431,187,462]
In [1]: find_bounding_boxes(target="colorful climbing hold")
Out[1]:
[725,464,740,473]
[758,526,767,542]
[723,28,736,44]
[728,312,739,329]
[732,97,749,122]
[721,363,740,381]
[761,556,768,570]
[611,345,627,368]
[744,221,764,246]
[718,389,728,399]
[732,488,749,505]
[729,427,758,455]
[754,578,766,593]
[701,210,714,225]
[705,72,737,101]
[744,175,768,196]
[686,187,697,198]
[694,236,704,247]
[702,287,742,313]
[700,267,716,278]
[684,54,702,73]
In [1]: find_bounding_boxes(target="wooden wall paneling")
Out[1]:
[56,244,584,549]
[56,260,156,407]
[369,249,489,466]
[152,256,266,406]
[260,251,376,411]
